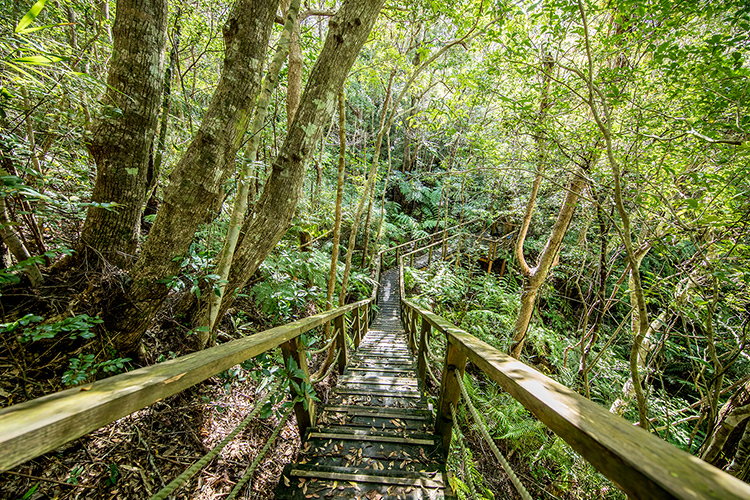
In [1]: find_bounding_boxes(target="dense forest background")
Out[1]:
[0,0,749,498]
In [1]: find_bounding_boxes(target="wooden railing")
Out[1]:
[398,243,750,500]
[0,222,473,474]
[0,297,374,473]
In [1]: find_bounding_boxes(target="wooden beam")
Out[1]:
[281,336,315,436]
[417,319,430,385]
[434,338,466,455]
[402,300,750,500]
[353,308,361,349]
[334,315,347,374]
[0,298,371,473]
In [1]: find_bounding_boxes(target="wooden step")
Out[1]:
[334,388,422,399]
[275,464,456,499]
[321,405,432,420]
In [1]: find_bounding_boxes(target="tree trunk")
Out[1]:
[145,19,180,220]
[0,167,42,286]
[727,422,750,478]
[105,0,279,353]
[200,0,388,326]
[510,167,586,358]
[314,89,348,380]
[200,0,301,347]
[75,0,168,269]
[702,378,750,465]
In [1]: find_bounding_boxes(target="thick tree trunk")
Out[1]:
[702,379,750,465]
[200,0,388,325]
[727,422,750,478]
[76,0,168,269]
[105,0,279,353]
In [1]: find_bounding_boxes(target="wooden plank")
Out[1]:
[334,388,422,398]
[402,299,750,500]
[434,339,466,455]
[0,298,372,473]
[322,406,432,420]
[307,432,435,446]
[281,336,315,436]
[289,469,444,488]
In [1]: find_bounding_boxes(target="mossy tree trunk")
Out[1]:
[75,0,168,269]
[104,0,279,353]
[186,0,388,331]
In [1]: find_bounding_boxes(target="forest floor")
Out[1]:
[0,306,338,500]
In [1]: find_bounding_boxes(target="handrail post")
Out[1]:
[409,308,418,353]
[416,317,430,385]
[353,307,361,349]
[334,315,347,373]
[281,337,315,436]
[435,338,467,455]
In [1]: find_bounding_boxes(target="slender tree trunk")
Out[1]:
[200,0,301,347]
[314,89,348,379]
[74,0,168,270]
[146,19,181,218]
[510,167,587,358]
[0,167,42,286]
[105,0,279,353]
[360,143,379,267]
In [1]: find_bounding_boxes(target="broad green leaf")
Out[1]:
[15,0,48,33]
[12,55,67,65]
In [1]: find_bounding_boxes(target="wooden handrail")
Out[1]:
[377,218,477,258]
[0,298,371,473]
[402,299,750,500]
[0,225,470,474]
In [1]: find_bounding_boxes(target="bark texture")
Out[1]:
[202,0,301,346]
[106,0,279,352]
[211,0,387,322]
[703,379,750,465]
[77,0,168,269]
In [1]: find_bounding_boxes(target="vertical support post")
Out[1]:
[435,338,467,455]
[334,315,347,374]
[428,245,433,265]
[409,308,418,353]
[396,247,400,266]
[281,337,315,437]
[417,318,430,385]
[353,307,361,349]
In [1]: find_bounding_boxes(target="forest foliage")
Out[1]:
[0,0,749,497]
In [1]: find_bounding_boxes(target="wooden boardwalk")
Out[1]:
[275,267,455,499]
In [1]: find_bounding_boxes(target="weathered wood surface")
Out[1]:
[402,299,750,500]
[0,298,371,473]
[281,336,315,437]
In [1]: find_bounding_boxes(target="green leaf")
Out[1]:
[15,0,48,33]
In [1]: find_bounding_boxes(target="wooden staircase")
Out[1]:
[275,268,455,499]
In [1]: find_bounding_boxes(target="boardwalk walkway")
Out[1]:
[275,266,455,499]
